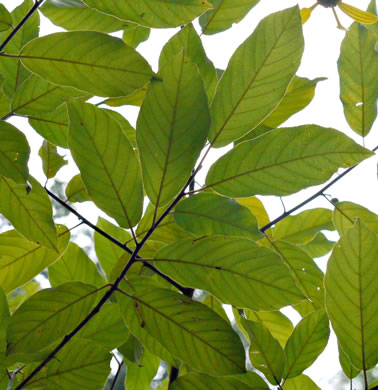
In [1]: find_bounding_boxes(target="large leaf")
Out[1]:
[137,52,209,208]
[200,0,260,35]
[0,176,58,250]
[0,289,9,368]
[118,277,246,376]
[0,225,69,294]
[7,281,99,355]
[68,100,144,229]
[20,31,154,98]
[23,339,111,389]
[174,193,262,240]
[83,0,213,28]
[325,220,377,370]
[338,22,377,137]
[208,6,304,147]
[154,237,304,311]
[49,242,105,288]
[0,120,30,183]
[41,0,127,33]
[38,140,68,179]
[159,24,217,101]
[240,317,284,386]
[284,374,321,390]
[205,125,373,198]
[283,310,330,379]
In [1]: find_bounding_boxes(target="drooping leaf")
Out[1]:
[205,125,373,198]
[65,174,90,203]
[174,193,262,240]
[0,225,69,294]
[154,237,304,311]
[200,0,260,35]
[338,21,377,137]
[298,232,335,258]
[159,24,217,101]
[283,310,330,379]
[338,342,360,379]
[123,22,151,49]
[137,52,210,208]
[240,317,284,386]
[0,120,30,183]
[208,6,304,147]
[48,242,105,288]
[7,281,99,355]
[20,31,154,98]
[68,100,144,229]
[41,0,127,33]
[38,140,68,179]
[83,0,213,28]
[0,176,58,250]
[325,220,377,371]
[0,5,12,32]
[118,277,246,376]
[284,374,321,390]
[0,289,9,368]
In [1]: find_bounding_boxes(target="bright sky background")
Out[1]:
[1,0,377,389]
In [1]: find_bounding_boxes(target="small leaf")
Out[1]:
[298,232,335,258]
[123,22,150,48]
[205,126,373,198]
[20,31,154,98]
[174,193,262,240]
[68,101,144,229]
[325,220,377,370]
[83,0,213,28]
[0,4,12,32]
[7,281,99,355]
[240,317,284,386]
[0,176,58,250]
[284,374,321,390]
[0,120,30,183]
[338,341,360,379]
[170,373,257,389]
[38,140,67,179]
[283,310,330,379]
[103,87,147,108]
[65,174,90,203]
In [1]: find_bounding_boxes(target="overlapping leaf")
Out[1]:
[338,342,360,379]
[0,5,12,32]
[325,220,377,370]
[170,373,257,389]
[65,174,90,203]
[154,237,304,310]
[284,374,321,390]
[83,0,213,28]
[298,232,335,258]
[68,101,144,229]
[205,126,373,198]
[123,23,150,49]
[20,31,154,97]
[208,6,304,147]
[137,52,210,208]
[38,140,67,179]
[0,289,9,368]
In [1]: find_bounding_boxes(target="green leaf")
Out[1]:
[137,52,210,208]
[68,100,144,229]
[11,74,88,116]
[231,372,269,389]
[6,281,41,313]
[202,295,230,324]
[28,104,69,148]
[159,24,217,102]
[0,89,10,119]
[154,237,304,311]
[0,0,39,98]
[83,0,213,28]
[284,374,321,390]
[0,5,12,32]
[38,140,67,179]
[200,0,259,35]
[65,174,90,203]
[118,277,246,376]
[325,220,377,371]
[123,22,151,49]
[170,373,257,390]
[338,341,360,379]
[338,22,377,136]
[94,217,131,279]
[77,303,129,350]
[240,317,284,386]
[24,339,111,389]
[332,201,378,237]
[7,281,99,355]
[103,87,147,108]
[297,232,335,258]
[283,310,330,379]
[174,193,262,240]
[20,31,154,98]
[293,299,316,318]
[208,6,304,147]
[205,125,373,198]
[0,225,69,294]
[0,176,58,250]
[0,120,30,183]
[49,242,105,288]
[105,109,137,148]
[41,0,127,33]
[0,289,9,368]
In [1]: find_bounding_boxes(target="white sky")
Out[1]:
[1,0,377,389]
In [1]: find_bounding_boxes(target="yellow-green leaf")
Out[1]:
[0,4,12,32]
[284,374,321,390]
[298,232,335,258]
[38,140,67,179]
[0,288,9,368]
[65,174,90,203]
[338,341,360,379]
[123,22,150,49]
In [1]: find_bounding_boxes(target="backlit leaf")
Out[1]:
[338,342,360,379]
[298,232,335,258]
[123,22,150,49]
[284,374,321,390]
[103,87,147,108]
[0,4,12,32]
[170,373,256,389]
[38,140,67,179]
[65,174,90,203]
[0,289,9,368]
